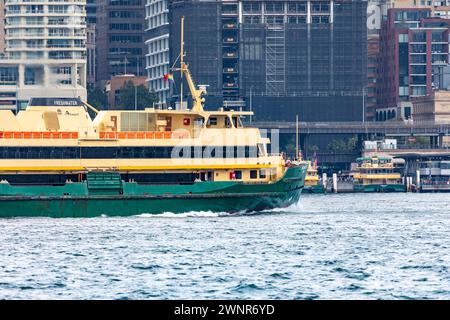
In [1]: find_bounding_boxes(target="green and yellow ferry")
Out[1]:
[351,155,406,193]
[302,161,326,194]
[0,36,306,217]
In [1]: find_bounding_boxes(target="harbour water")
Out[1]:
[1,193,450,300]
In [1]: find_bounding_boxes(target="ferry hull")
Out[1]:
[353,184,406,193]
[303,184,326,194]
[0,166,306,217]
[0,191,301,218]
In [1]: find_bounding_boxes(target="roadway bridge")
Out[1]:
[251,121,450,169]
[364,148,450,158]
[252,121,450,137]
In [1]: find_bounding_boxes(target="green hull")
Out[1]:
[303,184,326,194]
[353,184,406,193]
[0,165,306,217]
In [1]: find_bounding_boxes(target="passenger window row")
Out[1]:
[0,146,260,159]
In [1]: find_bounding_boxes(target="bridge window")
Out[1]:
[206,117,217,127]
[232,116,243,128]
[225,116,232,128]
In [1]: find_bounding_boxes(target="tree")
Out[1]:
[327,139,347,152]
[116,80,158,110]
[406,136,429,148]
[87,87,108,110]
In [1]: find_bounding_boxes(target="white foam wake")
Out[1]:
[135,198,307,218]
[137,211,223,218]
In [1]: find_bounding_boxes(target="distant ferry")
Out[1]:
[303,161,326,194]
[350,155,406,193]
[0,19,306,217]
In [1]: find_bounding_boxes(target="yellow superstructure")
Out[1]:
[304,161,320,186]
[0,103,289,183]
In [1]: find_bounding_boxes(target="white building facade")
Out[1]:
[0,0,87,111]
[145,0,170,105]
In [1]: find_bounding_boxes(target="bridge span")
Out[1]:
[252,121,450,136]
[364,148,450,158]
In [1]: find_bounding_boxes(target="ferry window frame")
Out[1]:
[193,117,205,128]
[260,169,267,179]
[206,117,219,126]
[232,116,244,128]
[120,112,155,131]
[250,170,258,179]
[225,116,232,128]
[234,170,242,180]
[257,143,266,157]
[206,117,218,127]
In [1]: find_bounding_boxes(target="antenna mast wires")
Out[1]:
[173,16,207,112]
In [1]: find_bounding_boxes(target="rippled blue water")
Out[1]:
[1,193,450,299]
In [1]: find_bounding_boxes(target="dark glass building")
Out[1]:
[96,0,147,85]
[161,0,367,122]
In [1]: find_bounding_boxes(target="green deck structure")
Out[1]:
[353,184,406,193]
[0,165,307,217]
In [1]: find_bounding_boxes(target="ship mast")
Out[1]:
[174,16,207,112]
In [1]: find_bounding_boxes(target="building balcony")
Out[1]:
[0,81,18,86]
[223,82,238,89]
[26,44,46,49]
[6,33,45,38]
[223,66,238,73]
[48,33,72,37]
[223,51,238,59]
[223,23,238,30]
[25,10,45,14]
[223,36,237,44]
[222,7,238,15]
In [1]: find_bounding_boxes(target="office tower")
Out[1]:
[146,0,367,122]
[96,0,146,86]
[377,7,450,120]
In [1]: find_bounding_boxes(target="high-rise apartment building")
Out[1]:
[145,0,169,103]
[0,0,5,53]
[0,0,87,110]
[391,0,450,17]
[96,0,146,86]
[146,0,367,122]
[377,7,450,120]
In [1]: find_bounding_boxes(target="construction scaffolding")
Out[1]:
[265,26,286,94]
[167,0,367,121]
